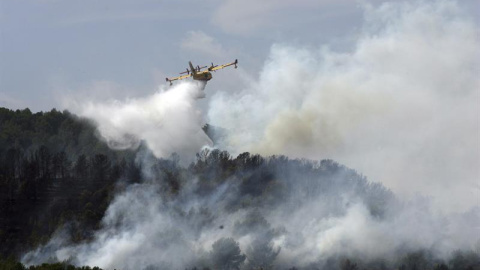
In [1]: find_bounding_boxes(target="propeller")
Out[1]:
[179,68,190,75]
[196,65,208,72]
[209,62,218,71]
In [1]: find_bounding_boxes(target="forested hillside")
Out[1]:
[0,107,478,270]
[0,107,138,257]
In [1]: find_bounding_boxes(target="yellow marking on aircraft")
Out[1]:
[166,59,238,86]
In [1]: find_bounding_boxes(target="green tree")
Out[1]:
[91,154,110,183]
[36,145,51,179]
[340,259,358,270]
[210,238,246,270]
[74,154,89,180]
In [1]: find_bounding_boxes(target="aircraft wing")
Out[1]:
[166,73,192,85]
[209,59,238,72]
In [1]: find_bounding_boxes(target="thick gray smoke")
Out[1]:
[21,154,479,269]
[22,1,479,269]
[208,0,480,212]
[68,81,212,161]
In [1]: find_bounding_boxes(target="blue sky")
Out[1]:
[0,0,478,112]
[0,0,411,110]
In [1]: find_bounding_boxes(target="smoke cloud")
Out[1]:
[208,0,480,212]
[21,154,479,269]
[69,81,212,161]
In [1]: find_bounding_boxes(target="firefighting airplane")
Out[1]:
[166,59,238,85]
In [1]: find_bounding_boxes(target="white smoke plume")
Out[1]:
[208,0,480,212]
[70,81,212,161]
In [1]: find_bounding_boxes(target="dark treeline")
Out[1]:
[0,257,103,270]
[0,107,139,258]
[0,107,121,158]
[0,107,478,270]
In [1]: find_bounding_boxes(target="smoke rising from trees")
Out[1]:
[208,0,480,212]
[21,150,479,269]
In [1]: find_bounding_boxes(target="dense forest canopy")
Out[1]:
[0,107,478,270]
[0,107,138,257]
[0,107,133,159]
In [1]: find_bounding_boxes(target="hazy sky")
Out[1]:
[2,0,476,111]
